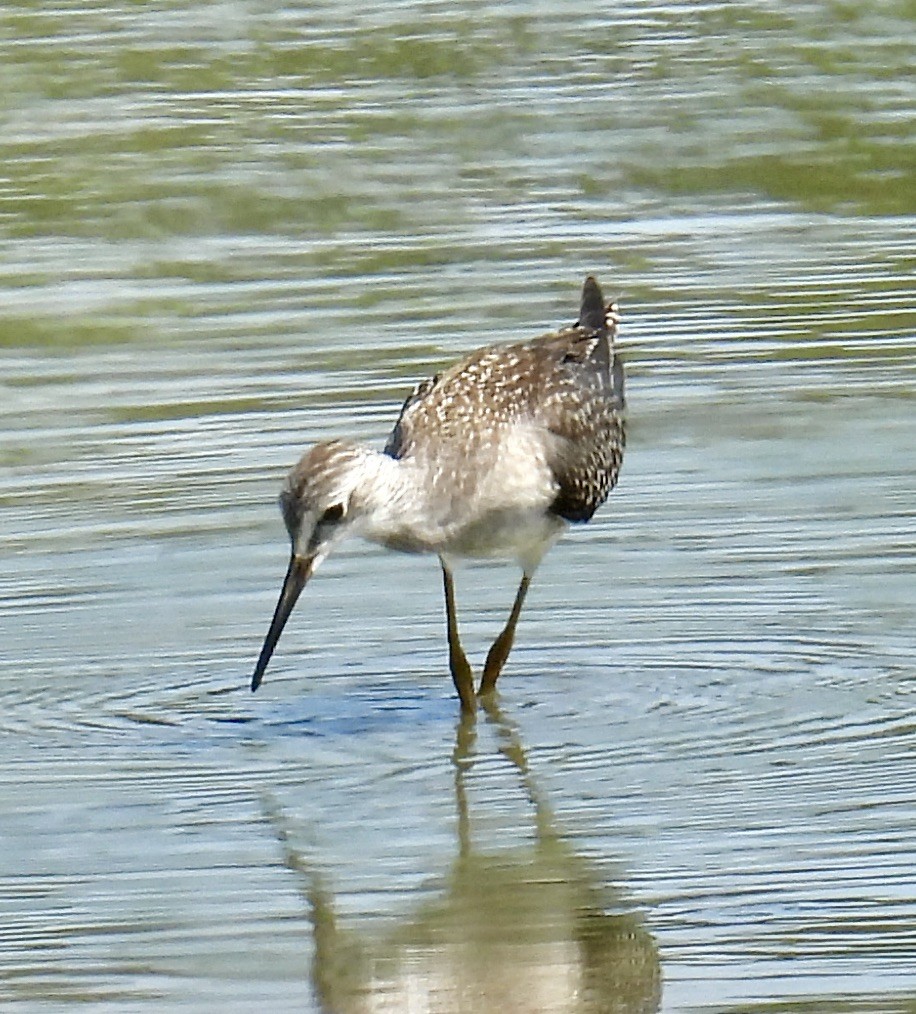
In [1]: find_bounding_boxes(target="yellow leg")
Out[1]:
[441,560,476,714]
[479,574,531,696]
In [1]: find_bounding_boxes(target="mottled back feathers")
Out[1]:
[384,276,625,525]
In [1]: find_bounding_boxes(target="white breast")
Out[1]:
[355,424,565,572]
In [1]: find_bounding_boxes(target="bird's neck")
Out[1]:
[348,447,438,553]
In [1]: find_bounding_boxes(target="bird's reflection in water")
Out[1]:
[264,701,660,1013]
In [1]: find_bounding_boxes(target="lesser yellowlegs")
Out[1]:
[251,276,625,713]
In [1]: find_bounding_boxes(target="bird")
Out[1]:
[250,275,626,713]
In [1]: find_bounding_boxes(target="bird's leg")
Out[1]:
[479,574,531,696]
[440,560,476,714]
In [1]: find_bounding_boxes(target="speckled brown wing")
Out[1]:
[383,277,625,522]
[383,373,441,460]
[537,332,626,523]
[520,279,626,523]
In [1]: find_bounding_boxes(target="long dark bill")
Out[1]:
[251,553,315,691]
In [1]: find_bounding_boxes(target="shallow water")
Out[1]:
[1,2,914,1011]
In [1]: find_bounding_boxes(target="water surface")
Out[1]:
[1,2,914,1011]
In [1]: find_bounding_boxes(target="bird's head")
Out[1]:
[251,440,367,691]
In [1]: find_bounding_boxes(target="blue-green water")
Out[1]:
[1,3,914,1011]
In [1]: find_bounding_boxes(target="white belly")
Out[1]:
[440,508,566,572]
[357,425,566,572]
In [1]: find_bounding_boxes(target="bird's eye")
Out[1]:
[320,503,345,524]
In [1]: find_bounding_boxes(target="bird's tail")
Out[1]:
[578,275,620,339]
[579,276,625,408]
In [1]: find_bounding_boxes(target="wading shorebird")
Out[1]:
[250,276,625,713]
